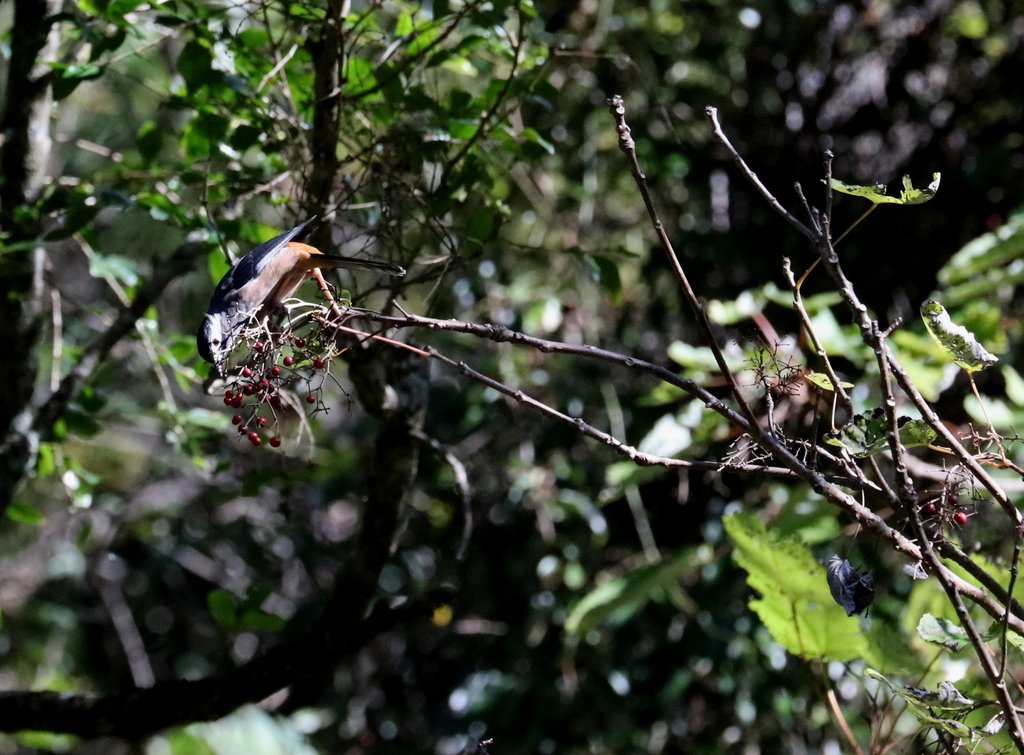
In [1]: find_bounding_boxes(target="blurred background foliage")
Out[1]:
[2,0,1024,752]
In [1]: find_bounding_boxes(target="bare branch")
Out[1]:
[608,96,760,430]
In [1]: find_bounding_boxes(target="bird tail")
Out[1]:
[316,255,406,276]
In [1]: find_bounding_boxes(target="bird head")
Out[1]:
[197,312,239,376]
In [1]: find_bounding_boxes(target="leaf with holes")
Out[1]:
[829,173,941,205]
[921,300,998,372]
[825,408,936,457]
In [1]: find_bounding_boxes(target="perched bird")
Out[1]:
[197,217,404,373]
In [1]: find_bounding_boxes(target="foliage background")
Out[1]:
[1,0,1024,752]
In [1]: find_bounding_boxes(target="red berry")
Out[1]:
[248,431,261,445]
[224,390,235,398]
[231,414,243,425]
[283,356,294,366]
[954,511,969,525]
[313,357,326,369]
[269,395,282,408]
[230,396,244,408]
[924,502,936,514]
[243,384,256,396]
[306,394,316,404]
[241,367,252,378]
[269,436,282,448]
[258,379,270,390]
[294,338,305,348]
[257,416,268,427]
[223,396,234,406]
[271,366,282,377]
[253,341,264,353]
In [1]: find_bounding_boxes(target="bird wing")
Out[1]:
[206,218,316,315]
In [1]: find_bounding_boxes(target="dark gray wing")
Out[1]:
[206,217,315,315]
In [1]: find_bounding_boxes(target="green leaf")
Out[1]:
[239,610,286,632]
[63,408,102,438]
[207,589,237,630]
[136,120,163,161]
[917,613,970,652]
[829,173,941,205]
[866,670,976,738]
[723,512,869,660]
[207,247,232,284]
[89,253,139,287]
[51,62,105,99]
[803,372,853,392]
[584,255,622,300]
[7,501,45,525]
[825,407,936,457]
[565,549,696,635]
[938,212,1024,287]
[342,57,377,94]
[178,40,216,91]
[921,300,998,372]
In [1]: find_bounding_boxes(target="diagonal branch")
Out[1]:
[608,96,760,431]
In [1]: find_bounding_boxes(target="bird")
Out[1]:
[197,217,405,373]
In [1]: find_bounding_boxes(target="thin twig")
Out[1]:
[826,687,866,755]
[704,106,816,242]
[411,429,475,561]
[832,205,877,248]
[782,257,853,421]
[608,96,760,431]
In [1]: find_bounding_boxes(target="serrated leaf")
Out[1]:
[803,372,854,391]
[723,512,868,660]
[829,173,941,205]
[921,300,998,372]
[917,613,970,652]
[825,407,936,457]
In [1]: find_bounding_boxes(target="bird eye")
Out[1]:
[212,338,221,346]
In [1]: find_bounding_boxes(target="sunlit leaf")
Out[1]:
[921,300,998,372]
[917,613,970,652]
[938,212,1024,287]
[724,512,869,660]
[866,670,976,738]
[825,408,936,457]
[6,501,44,525]
[803,372,853,392]
[829,173,941,205]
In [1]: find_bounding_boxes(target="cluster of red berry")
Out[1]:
[919,487,971,529]
[220,334,333,448]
